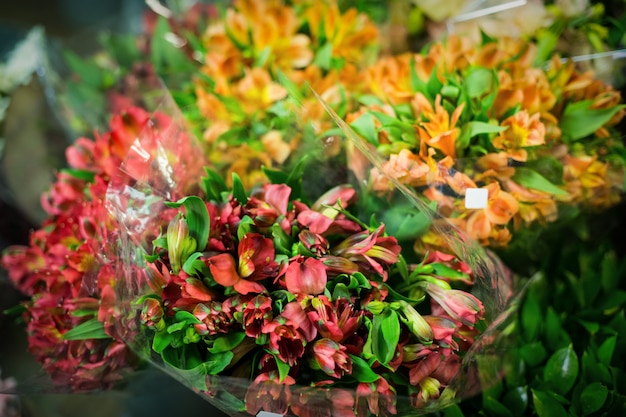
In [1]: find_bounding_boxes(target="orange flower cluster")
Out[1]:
[194,0,378,187]
[348,36,625,247]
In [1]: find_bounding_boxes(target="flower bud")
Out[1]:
[366,301,387,315]
[398,301,433,344]
[167,214,197,274]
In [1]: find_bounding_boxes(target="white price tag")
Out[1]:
[465,188,488,209]
[257,412,284,417]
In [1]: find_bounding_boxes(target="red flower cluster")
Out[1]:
[0,108,156,390]
[132,170,485,415]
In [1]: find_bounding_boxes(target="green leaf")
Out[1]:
[520,342,548,367]
[534,30,559,66]
[371,308,400,366]
[381,202,433,241]
[512,167,568,196]
[203,351,234,375]
[165,196,210,252]
[601,251,619,292]
[150,16,196,74]
[525,157,564,186]
[350,112,379,146]
[237,215,255,241]
[349,354,380,383]
[560,100,626,141]
[202,167,228,202]
[153,330,173,354]
[596,335,617,366]
[99,32,141,69]
[543,345,579,395]
[313,43,333,70]
[209,332,247,353]
[580,382,608,415]
[502,387,529,417]
[63,50,104,87]
[182,252,204,276]
[61,168,96,182]
[426,67,443,99]
[174,310,202,324]
[275,356,291,383]
[521,293,543,342]
[531,389,568,417]
[62,318,109,340]
[483,396,514,417]
[231,173,248,204]
[465,67,496,98]
[466,121,507,137]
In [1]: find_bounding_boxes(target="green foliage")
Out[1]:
[430,233,626,417]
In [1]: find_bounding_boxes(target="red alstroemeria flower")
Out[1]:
[307,296,362,343]
[284,255,328,295]
[331,225,401,280]
[207,233,277,295]
[282,301,317,342]
[193,301,234,336]
[291,386,355,417]
[242,294,273,338]
[424,251,474,285]
[245,371,295,416]
[262,317,306,366]
[246,183,293,233]
[422,282,484,327]
[356,377,397,417]
[310,338,352,378]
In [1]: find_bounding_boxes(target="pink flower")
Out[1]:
[284,256,328,295]
[310,339,352,378]
[246,183,293,232]
[331,225,401,280]
[422,282,485,327]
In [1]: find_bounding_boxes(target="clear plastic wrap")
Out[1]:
[103,79,519,416]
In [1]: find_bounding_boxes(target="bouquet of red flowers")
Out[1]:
[91,88,517,416]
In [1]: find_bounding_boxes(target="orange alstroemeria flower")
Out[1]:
[492,110,545,162]
[415,94,465,158]
[464,183,518,246]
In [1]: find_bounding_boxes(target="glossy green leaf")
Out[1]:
[502,386,529,417]
[231,173,248,204]
[531,389,568,417]
[61,168,96,182]
[153,330,173,354]
[201,167,228,202]
[62,318,109,340]
[349,354,380,383]
[313,42,333,70]
[275,356,290,383]
[165,196,210,252]
[512,168,568,196]
[203,351,234,375]
[560,100,626,140]
[543,345,579,395]
[372,308,400,366]
[483,396,514,417]
[520,342,548,367]
[580,382,608,415]
[182,252,204,276]
[209,332,247,354]
[521,293,543,342]
[597,335,617,366]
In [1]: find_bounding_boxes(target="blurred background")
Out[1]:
[0,1,228,416]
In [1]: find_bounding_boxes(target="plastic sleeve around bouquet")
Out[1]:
[103,75,520,416]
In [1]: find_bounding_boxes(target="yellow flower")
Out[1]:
[234,68,288,115]
[492,111,546,162]
[228,0,314,71]
[302,0,379,66]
